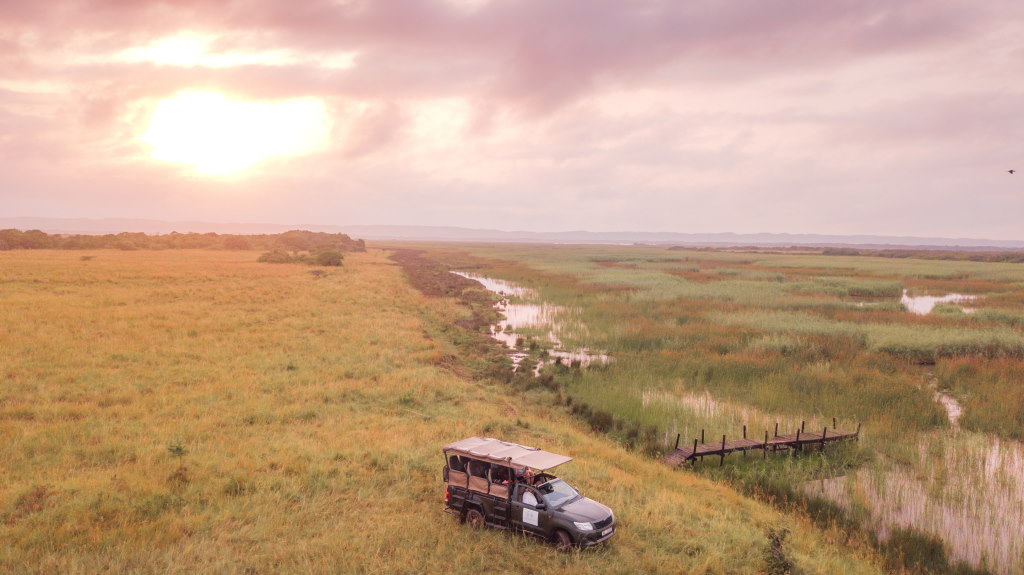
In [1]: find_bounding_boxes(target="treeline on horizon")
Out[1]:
[673,244,1024,264]
[0,228,366,253]
[820,246,1024,263]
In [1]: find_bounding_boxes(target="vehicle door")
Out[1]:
[511,484,551,537]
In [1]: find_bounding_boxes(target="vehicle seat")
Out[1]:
[448,469,468,488]
[467,461,489,494]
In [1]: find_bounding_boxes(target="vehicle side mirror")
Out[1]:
[443,466,450,482]
[534,503,546,510]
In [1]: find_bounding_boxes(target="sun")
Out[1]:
[142,91,331,175]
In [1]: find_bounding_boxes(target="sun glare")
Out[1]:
[142,92,331,175]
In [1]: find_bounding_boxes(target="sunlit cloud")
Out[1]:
[445,0,493,13]
[407,98,472,149]
[115,32,356,69]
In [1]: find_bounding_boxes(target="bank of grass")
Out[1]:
[0,249,884,574]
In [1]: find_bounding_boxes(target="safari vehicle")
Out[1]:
[442,436,616,549]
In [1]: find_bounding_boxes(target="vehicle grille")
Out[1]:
[593,515,613,530]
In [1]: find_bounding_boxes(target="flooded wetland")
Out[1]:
[437,245,1024,574]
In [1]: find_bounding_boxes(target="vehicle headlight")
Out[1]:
[573,521,594,531]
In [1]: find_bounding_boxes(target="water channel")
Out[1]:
[453,272,609,374]
[903,292,969,430]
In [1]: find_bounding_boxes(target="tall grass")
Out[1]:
[0,249,885,574]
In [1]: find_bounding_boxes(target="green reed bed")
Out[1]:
[970,308,1024,329]
[715,310,1024,361]
[784,277,903,298]
[750,253,1024,282]
[866,323,1024,362]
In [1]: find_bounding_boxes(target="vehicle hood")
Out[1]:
[559,497,612,521]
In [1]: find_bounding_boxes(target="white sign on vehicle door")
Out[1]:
[523,508,539,526]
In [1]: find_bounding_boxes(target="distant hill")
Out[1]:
[3,217,1024,249]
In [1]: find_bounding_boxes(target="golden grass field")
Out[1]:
[0,249,885,574]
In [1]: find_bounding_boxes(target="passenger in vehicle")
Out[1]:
[521,487,539,507]
[469,460,490,478]
[492,466,512,485]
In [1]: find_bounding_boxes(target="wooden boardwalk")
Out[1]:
[664,420,861,467]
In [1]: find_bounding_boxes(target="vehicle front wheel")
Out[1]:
[553,529,573,551]
[465,508,485,530]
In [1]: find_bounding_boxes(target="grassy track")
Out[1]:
[0,249,883,574]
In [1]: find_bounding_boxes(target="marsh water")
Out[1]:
[458,276,1021,573]
[901,290,978,315]
[645,383,1023,574]
[807,292,1024,574]
[453,272,609,373]
[805,434,1024,574]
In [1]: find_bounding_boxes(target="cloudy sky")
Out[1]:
[2,0,1023,238]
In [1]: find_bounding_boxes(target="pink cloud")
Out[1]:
[339,101,405,158]
[4,1,996,110]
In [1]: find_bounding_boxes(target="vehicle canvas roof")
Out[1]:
[444,437,573,471]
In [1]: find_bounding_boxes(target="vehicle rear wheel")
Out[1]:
[465,508,485,530]
[553,529,573,551]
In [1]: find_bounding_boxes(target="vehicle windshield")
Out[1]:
[537,478,580,508]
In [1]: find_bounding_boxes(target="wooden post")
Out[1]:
[701,429,705,443]
[693,439,698,464]
[821,427,827,449]
[774,422,779,437]
[720,434,726,466]
[795,428,801,453]
[763,430,768,458]
[743,425,747,439]
[856,422,861,439]
[674,433,680,450]
[801,420,806,432]
[833,417,837,429]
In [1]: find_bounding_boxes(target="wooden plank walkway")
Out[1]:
[664,421,861,467]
